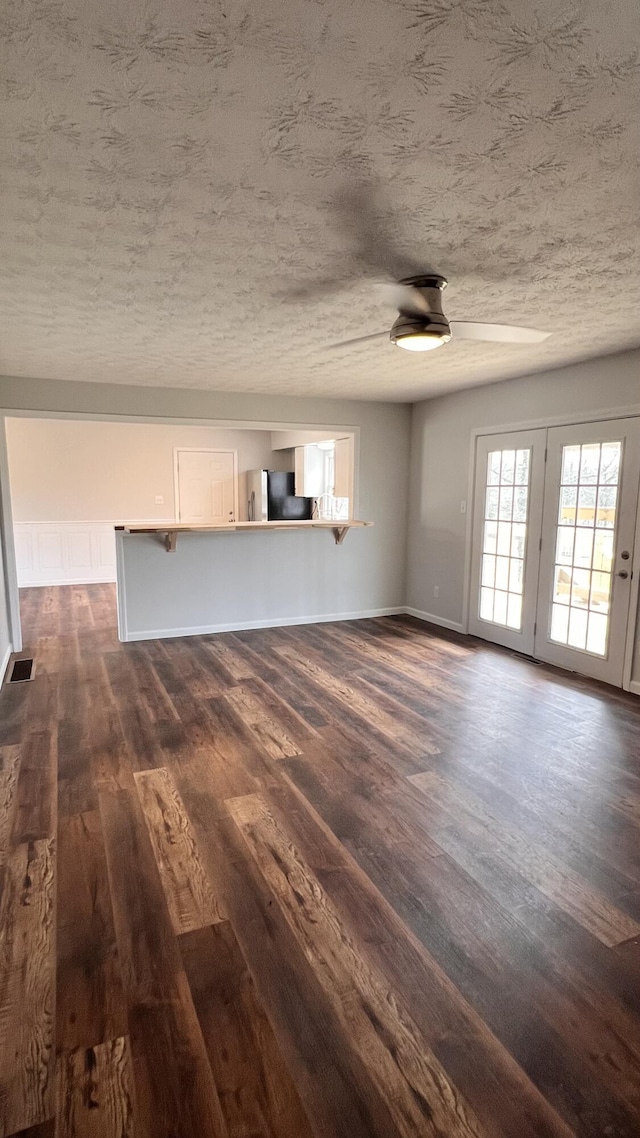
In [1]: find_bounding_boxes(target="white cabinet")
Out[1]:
[294,444,324,497]
[293,437,353,515]
[294,446,305,495]
[334,437,352,501]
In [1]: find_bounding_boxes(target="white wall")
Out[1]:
[6,418,291,524]
[0,376,412,637]
[407,348,640,630]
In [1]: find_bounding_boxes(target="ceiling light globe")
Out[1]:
[394,332,449,352]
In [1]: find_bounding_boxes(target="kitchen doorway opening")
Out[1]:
[0,415,358,655]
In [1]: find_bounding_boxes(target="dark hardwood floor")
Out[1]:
[2,584,640,1137]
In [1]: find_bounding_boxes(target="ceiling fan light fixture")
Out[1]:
[394,331,449,352]
[390,277,451,352]
[390,301,451,352]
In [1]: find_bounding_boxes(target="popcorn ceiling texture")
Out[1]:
[1,0,639,401]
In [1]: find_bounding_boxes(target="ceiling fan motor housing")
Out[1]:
[390,274,451,345]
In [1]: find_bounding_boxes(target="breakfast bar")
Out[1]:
[117,518,372,551]
[114,519,376,643]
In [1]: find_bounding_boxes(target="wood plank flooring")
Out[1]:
[1,585,640,1136]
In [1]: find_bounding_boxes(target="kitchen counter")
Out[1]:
[113,516,392,643]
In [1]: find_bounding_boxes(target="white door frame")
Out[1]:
[0,417,22,653]
[464,409,640,692]
[173,447,239,524]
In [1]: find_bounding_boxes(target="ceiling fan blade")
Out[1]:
[450,321,551,344]
[323,331,389,350]
[331,183,428,282]
[281,183,442,303]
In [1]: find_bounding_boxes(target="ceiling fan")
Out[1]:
[285,183,552,353]
[329,274,552,353]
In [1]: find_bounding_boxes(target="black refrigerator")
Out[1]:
[246,470,313,521]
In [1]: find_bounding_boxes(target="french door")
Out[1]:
[469,430,546,654]
[469,419,640,686]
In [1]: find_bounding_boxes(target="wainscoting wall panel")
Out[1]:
[14,521,175,587]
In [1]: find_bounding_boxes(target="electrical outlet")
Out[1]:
[460,500,467,514]
[433,585,439,598]
[155,495,164,505]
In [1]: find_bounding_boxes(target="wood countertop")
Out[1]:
[115,519,373,550]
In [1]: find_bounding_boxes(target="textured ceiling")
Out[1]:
[2,0,640,402]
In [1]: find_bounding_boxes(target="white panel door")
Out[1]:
[534,419,640,685]
[469,430,546,654]
[177,450,236,524]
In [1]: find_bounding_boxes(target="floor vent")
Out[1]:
[9,658,34,683]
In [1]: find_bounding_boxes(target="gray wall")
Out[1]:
[0,375,411,637]
[117,524,398,639]
[407,347,640,627]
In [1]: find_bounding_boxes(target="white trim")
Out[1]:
[0,642,12,686]
[0,419,22,652]
[115,530,128,643]
[22,575,114,587]
[121,606,406,643]
[15,518,175,527]
[173,447,239,524]
[622,489,640,691]
[404,607,464,633]
[461,430,479,635]
[628,680,640,697]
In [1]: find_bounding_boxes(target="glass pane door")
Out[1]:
[479,446,530,632]
[549,441,620,656]
[535,420,640,686]
[469,430,546,654]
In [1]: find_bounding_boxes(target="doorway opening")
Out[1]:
[1,416,357,655]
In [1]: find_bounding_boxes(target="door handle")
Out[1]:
[617,570,629,579]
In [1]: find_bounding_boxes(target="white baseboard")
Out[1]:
[122,606,406,643]
[403,606,465,633]
[20,574,117,588]
[0,643,12,686]
[627,680,640,696]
